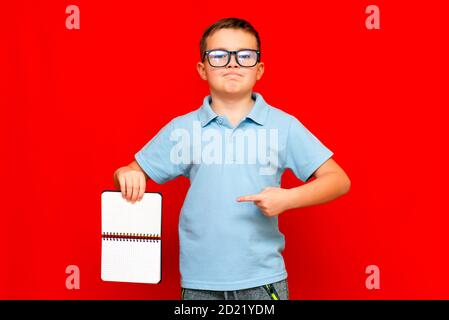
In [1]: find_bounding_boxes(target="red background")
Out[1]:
[1,1,448,299]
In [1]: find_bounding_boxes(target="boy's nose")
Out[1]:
[227,54,239,68]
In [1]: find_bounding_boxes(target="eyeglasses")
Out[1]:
[202,49,260,67]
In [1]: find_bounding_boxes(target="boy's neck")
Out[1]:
[209,91,255,118]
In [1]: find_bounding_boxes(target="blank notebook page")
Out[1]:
[101,191,162,284]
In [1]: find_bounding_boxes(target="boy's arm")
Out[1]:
[128,160,150,179]
[286,158,351,209]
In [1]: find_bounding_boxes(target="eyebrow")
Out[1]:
[209,47,257,51]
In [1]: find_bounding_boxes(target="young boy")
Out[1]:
[113,18,350,300]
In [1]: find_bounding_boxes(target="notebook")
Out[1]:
[101,190,162,284]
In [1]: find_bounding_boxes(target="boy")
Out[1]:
[113,18,350,300]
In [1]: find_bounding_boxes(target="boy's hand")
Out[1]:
[114,166,146,204]
[236,187,293,217]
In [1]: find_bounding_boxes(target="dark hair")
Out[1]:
[200,17,261,61]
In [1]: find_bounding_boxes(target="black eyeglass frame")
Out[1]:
[202,49,261,67]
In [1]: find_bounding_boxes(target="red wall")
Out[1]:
[1,1,448,299]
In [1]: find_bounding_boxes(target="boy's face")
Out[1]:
[197,28,265,97]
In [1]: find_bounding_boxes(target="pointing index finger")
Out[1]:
[236,194,262,202]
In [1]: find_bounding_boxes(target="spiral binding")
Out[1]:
[102,232,161,242]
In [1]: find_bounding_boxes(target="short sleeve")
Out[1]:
[283,116,334,182]
[134,119,187,184]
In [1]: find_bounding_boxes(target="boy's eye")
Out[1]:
[212,54,227,59]
[238,51,254,59]
[209,51,228,59]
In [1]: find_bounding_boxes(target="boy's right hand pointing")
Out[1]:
[114,165,147,204]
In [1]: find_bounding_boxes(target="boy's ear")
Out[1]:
[256,62,265,80]
[197,62,208,80]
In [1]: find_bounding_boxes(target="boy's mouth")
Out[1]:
[224,72,242,77]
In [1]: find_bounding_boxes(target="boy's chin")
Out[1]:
[219,86,252,95]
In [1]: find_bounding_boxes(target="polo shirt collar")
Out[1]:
[198,95,218,127]
[246,92,269,125]
[198,92,269,127]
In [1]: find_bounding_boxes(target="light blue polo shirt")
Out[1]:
[135,92,333,290]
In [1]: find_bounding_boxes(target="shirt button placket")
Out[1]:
[230,128,236,163]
